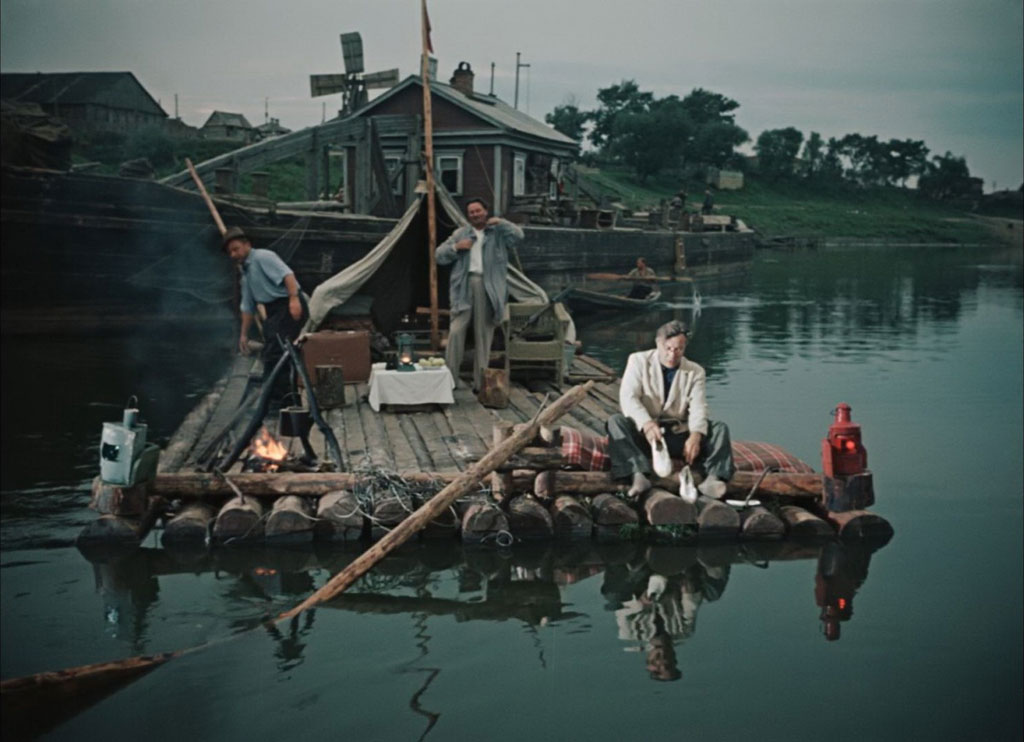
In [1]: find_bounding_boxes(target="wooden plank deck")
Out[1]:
[179,354,621,476]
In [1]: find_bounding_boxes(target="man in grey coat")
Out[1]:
[436,197,524,391]
[607,320,735,499]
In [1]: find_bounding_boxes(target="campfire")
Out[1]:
[246,426,289,472]
[243,425,322,473]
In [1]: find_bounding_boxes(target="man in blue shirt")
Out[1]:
[223,227,307,373]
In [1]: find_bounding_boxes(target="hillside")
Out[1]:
[580,166,1020,244]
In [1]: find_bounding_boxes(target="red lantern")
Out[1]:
[821,403,868,477]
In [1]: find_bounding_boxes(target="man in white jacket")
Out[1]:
[607,319,735,499]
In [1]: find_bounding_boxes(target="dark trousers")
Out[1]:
[606,413,736,481]
[261,295,309,398]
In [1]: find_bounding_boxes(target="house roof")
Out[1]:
[356,75,577,150]
[203,110,254,129]
[0,71,166,116]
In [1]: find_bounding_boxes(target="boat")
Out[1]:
[566,286,663,313]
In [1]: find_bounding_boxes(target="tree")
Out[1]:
[755,127,804,179]
[918,152,974,199]
[883,138,929,187]
[611,95,690,182]
[678,89,747,167]
[545,96,591,143]
[801,131,824,177]
[588,80,654,152]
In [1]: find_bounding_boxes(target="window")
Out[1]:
[384,153,404,195]
[435,153,463,195]
[328,148,348,204]
[513,153,526,197]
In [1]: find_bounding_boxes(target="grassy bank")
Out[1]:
[583,165,1006,243]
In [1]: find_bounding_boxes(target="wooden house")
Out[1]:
[201,111,256,143]
[337,63,578,216]
[0,71,167,136]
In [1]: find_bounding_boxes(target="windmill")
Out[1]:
[310,32,399,116]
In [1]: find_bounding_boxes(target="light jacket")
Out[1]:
[436,219,524,318]
[619,349,709,436]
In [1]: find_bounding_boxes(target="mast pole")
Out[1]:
[422,0,439,350]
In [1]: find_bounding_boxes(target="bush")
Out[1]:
[126,126,176,168]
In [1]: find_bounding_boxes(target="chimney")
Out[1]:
[450,62,474,96]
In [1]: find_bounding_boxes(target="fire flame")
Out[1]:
[251,426,288,470]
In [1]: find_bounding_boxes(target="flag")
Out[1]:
[422,0,434,54]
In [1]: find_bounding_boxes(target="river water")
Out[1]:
[1,245,1021,741]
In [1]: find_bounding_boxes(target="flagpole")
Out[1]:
[422,0,439,350]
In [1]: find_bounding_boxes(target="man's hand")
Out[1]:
[455,237,474,251]
[642,420,662,444]
[683,432,703,465]
[238,334,250,356]
[288,294,302,321]
[486,217,501,226]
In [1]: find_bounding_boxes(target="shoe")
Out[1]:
[651,439,672,478]
[698,475,727,500]
[678,466,698,504]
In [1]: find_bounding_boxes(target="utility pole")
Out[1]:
[174,94,179,120]
[514,52,530,109]
[489,62,495,95]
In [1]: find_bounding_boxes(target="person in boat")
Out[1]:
[702,188,714,215]
[224,226,308,373]
[607,319,735,500]
[625,257,657,299]
[436,197,524,391]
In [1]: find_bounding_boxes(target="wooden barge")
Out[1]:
[82,351,892,549]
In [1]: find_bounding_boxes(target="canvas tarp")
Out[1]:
[305,182,574,343]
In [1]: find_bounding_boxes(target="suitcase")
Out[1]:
[302,330,371,383]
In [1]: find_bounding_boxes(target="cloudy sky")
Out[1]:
[2,0,1021,190]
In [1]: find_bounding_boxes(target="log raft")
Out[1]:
[83,353,892,546]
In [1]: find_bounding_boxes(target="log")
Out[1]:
[313,365,346,409]
[90,478,150,517]
[738,505,785,540]
[507,496,554,541]
[491,423,514,501]
[550,495,593,540]
[641,487,697,528]
[822,471,875,512]
[461,501,509,545]
[778,505,833,539]
[159,386,223,472]
[149,468,823,501]
[212,496,264,543]
[315,490,365,542]
[265,496,315,543]
[695,496,740,539]
[77,497,164,546]
[369,493,414,541]
[826,509,894,543]
[162,503,215,544]
[275,380,594,620]
[591,493,638,542]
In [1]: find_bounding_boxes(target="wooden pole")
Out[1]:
[421,0,439,350]
[276,381,594,620]
[186,157,226,236]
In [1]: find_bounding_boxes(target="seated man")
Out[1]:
[625,257,657,299]
[606,320,735,500]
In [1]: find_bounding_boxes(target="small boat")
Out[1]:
[566,286,662,313]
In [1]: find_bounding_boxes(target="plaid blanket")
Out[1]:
[559,426,814,473]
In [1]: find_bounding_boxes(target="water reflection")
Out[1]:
[77,537,891,689]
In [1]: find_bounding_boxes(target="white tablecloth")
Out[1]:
[367,364,455,411]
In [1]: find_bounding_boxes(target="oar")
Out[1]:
[585,272,691,282]
[186,157,226,237]
[0,381,594,730]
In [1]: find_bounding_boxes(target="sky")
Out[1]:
[2,0,1022,191]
